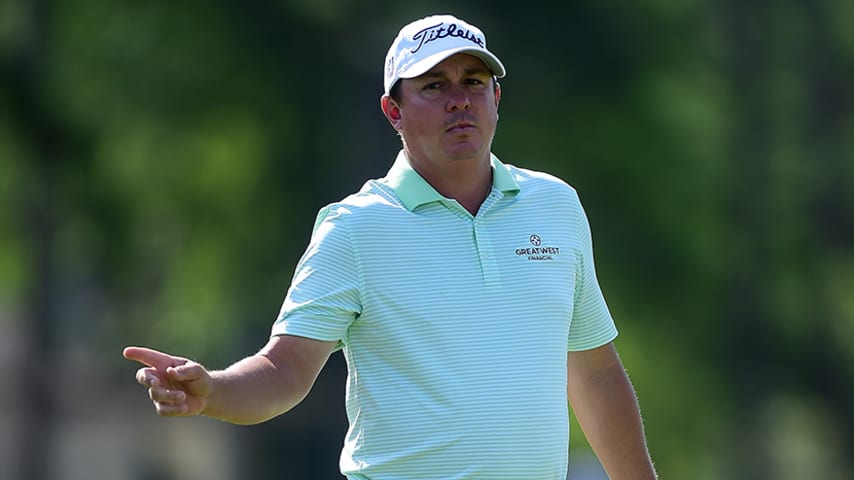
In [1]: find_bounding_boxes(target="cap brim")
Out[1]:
[398,47,506,81]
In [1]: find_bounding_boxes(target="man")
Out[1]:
[124,14,657,480]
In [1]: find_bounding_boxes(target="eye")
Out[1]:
[423,81,442,90]
[465,77,490,88]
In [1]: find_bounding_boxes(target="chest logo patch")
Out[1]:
[515,234,561,261]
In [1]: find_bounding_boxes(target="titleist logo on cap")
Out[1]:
[410,23,485,54]
[383,15,505,94]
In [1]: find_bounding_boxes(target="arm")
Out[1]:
[123,334,337,425]
[567,342,657,480]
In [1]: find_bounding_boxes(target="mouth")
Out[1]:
[446,122,476,133]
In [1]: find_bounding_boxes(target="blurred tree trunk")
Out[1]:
[9,0,58,478]
[719,0,776,477]
[801,0,854,462]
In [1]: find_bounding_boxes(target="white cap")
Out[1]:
[383,14,506,95]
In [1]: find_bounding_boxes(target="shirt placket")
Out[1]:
[472,189,502,288]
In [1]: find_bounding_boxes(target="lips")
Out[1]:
[446,122,475,133]
[444,112,479,134]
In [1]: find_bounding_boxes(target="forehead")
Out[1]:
[419,53,492,78]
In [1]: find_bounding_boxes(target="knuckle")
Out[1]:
[150,387,166,401]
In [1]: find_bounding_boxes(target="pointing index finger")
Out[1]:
[123,346,186,370]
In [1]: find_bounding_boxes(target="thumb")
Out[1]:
[167,362,209,383]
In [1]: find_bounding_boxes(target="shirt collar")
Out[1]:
[383,150,521,212]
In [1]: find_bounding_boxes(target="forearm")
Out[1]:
[202,353,310,425]
[568,346,656,480]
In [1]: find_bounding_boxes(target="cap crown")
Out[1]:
[384,15,505,95]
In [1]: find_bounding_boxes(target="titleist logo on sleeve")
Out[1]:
[410,23,485,53]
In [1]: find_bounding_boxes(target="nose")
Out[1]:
[445,86,471,112]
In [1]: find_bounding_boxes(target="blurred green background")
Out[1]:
[1,0,852,479]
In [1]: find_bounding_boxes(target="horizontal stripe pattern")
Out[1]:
[273,155,617,479]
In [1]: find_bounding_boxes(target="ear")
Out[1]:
[381,95,403,130]
[494,81,501,108]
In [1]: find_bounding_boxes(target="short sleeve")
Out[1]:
[567,197,618,351]
[271,205,362,344]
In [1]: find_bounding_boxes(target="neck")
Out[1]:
[405,150,493,215]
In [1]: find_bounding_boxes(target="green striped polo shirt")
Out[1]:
[272,150,618,480]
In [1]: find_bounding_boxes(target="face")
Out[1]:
[382,54,501,167]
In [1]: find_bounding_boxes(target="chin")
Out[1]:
[444,137,478,151]
[445,146,487,161]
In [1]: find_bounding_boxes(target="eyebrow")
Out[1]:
[419,66,492,80]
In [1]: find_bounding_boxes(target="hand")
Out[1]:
[123,346,212,417]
